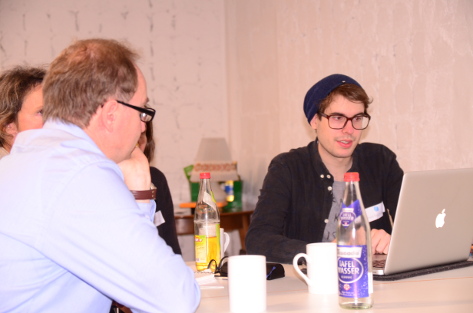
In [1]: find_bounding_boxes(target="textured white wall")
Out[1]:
[226,0,473,208]
[0,0,227,208]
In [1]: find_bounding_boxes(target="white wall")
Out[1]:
[0,0,227,207]
[226,0,473,208]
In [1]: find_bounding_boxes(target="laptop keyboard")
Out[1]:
[372,254,387,268]
[373,259,386,268]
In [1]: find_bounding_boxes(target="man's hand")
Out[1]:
[118,146,151,197]
[371,229,390,255]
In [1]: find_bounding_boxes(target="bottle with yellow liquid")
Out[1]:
[194,172,221,272]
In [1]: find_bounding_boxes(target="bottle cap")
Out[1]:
[344,172,360,182]
[200,172,211,179]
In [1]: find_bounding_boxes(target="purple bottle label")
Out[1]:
[338,245,370,298]
[339,199,362,228]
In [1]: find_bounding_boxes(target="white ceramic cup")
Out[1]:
[228,255,266,313]
[220,228,230,258]
[293,242,338,294]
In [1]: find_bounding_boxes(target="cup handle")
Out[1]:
[220,229,231,258]
[293,253,312,287]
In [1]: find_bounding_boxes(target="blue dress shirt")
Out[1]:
[0,121,200,313]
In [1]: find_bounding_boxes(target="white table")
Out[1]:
[191,262,473,313]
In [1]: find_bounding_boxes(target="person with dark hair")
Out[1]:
[246,74,404,264]
[0,38,200,312]
[138,121,182,255]
[0,66,46,158]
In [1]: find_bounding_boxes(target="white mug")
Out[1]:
[293,242,338,294]
[220,228,230,258]
[228,255,266,313]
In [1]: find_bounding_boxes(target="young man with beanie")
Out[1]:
[246,74,404,264]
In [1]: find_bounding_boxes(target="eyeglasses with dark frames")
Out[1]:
[318,112,371,130]
[116,100,155,122]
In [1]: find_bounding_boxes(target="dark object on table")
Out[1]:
[217,260,285,280]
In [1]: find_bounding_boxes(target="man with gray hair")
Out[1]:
[0,38,200,312]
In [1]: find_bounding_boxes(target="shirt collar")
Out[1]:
[42,120,89,139]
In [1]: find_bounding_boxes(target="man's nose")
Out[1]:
[342,120,355,134]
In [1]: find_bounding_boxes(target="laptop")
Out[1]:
[373,168,473,276]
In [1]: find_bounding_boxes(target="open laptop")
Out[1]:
[373,168,473,276]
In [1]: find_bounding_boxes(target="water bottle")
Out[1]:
[337,172,373,309]
[194,172,221,272]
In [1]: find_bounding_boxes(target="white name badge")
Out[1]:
[154,210,165,226]
[365,202,385,222]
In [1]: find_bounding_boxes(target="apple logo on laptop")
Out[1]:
[435,209,446,228]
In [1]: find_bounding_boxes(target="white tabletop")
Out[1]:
[191,262,473,313]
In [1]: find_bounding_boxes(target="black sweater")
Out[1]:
[151,167,182,255]
[246,141,403,263]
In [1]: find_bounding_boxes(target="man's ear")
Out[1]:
[100,99,118,132]
[310,115,319,131]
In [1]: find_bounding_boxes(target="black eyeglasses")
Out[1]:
[116,100,155,122]
[318,112,371,130]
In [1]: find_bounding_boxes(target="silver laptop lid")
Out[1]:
[382,168,473,275]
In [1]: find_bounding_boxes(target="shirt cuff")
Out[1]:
[137,200,157,223]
